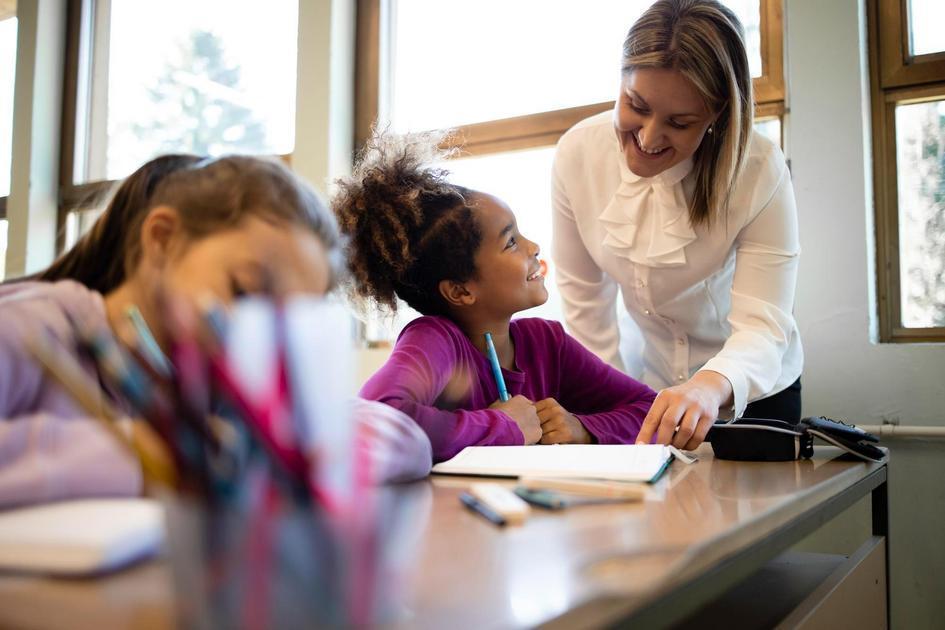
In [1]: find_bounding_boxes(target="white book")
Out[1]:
[431,444,675,483]
[0,499,163,575]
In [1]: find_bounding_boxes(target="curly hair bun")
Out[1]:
[332,131,482,317]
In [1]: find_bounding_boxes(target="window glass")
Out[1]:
[63,208,104,252]
[443,147,560,322]
[0,218,7,280]
[754,116,781,146]
[895,98,945,327]
[389,0,762,132]
[84,0,297,182]
[0,16,17,197]
[363,146,560,343]
[908,0,945,57]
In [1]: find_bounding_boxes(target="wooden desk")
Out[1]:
[0,446,888,629]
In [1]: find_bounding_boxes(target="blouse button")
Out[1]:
[644,309,651,316]
[677,374,686,382]
[637,280,646,288]
[677,338,685,346]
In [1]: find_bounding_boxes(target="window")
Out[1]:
[356,0,786,340]
[59,0,298,251]
[0,219,7,281]
[0,7,16,280]
[869,0,945,341]
[0,12,14,199]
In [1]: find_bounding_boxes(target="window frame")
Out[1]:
[868,0,945,342]
[56,0,294,255]
[355,0,786,157]
[0,8,14,224]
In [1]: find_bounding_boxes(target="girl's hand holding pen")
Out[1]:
[535,398,593,445]
[489,395,542,445]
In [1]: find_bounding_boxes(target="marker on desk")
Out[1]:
[470,483,530,524]
[459,491,507,527]
[483,332,509,402]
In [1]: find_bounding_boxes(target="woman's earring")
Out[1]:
[707,125,714,135]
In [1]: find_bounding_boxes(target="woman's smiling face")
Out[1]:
[614,67,716,178]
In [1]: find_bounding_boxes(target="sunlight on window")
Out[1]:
[895,98,945,327]
[91,0,297,182]
[754,116,781,147]
[389,0,762,132]
[0,17,17,198]
[0,219,7,281]
[443,148,560,322]
[908,0,945,56]
[63,208,105,251]
[362,147,561,343]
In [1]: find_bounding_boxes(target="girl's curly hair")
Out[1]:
[332,132,481,317]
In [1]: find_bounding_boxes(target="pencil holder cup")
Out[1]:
[162,483,344,629]
[161,476,434,629]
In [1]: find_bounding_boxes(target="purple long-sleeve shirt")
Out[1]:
[0,280,432,508]
[360,316,657,462]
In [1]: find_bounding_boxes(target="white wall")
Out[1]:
[788,0,945,427]
[786,2,945,627]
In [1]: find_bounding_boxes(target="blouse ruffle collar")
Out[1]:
[599,152,696,267]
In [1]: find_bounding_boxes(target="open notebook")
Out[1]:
[431,444,677,483]
[0,499,164,575]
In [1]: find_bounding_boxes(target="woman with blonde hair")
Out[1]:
[553,0,802,449]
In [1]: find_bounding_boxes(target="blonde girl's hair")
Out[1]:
[622,0,753,226]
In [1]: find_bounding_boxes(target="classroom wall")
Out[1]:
[785,1,945,627]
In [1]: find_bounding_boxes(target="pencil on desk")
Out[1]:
[25,333,177,488]
[517,476,647,501]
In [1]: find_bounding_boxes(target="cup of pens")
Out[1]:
[155,296,401,629]
[27,292,416,627]
[162,469,350,629]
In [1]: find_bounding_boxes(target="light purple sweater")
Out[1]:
[0,281,431,508]
[361,316,657,462]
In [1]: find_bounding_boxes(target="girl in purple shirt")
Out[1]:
[335,134,657,463]
[0,155,431,508]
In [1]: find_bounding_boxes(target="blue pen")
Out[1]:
[126,305,173,378]
[483,332,510,402]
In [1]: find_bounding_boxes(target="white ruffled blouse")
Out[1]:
[551,111,802,418]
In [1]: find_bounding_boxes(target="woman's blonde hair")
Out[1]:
[622,0,753,226]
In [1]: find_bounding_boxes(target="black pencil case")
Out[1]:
[706,416,885,463]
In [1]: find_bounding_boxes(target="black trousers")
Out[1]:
[742,377,802,423]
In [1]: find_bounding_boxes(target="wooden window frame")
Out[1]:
[868,0,945,342]
[355,0,786,157]
[0,8,13,222]
[56,0,293,255]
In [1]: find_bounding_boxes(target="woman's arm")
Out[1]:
[358,323,528,462]
[638,151,800,448]
[552,150,624,370]
[698,156,800,417]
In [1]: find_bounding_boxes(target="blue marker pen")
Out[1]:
[484,332,510,402]
[126,305,173,377]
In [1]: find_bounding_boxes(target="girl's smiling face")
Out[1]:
[614,67,716,178]
[459,192,547,318]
